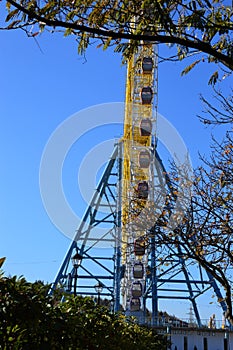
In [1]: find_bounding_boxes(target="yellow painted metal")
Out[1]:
[121,44,156,268]
[121,56,133,264]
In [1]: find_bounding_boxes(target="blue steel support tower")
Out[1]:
[51,44,227,326]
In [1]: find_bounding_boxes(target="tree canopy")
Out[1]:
[153,127,233,325]
[0,275,167,349]
[3,0,233,75]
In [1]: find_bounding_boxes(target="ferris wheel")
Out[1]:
[121,42,157,316]
[50,42,227,326]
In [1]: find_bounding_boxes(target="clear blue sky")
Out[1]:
[0,3,232,322]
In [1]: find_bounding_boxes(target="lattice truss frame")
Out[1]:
[51,44,227,327]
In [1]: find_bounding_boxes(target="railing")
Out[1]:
[134,316,230,330]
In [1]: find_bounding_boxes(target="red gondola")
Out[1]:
[131,281,143,298]
[133,262,144,279]
[134,238,146,256]
[137,181,149,199]
[130,298,141,312]
[142,57,153,73]
[141,86,153,104]
[140,118,152,136]
[139,150,150,168]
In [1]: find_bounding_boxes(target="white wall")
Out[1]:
[161,328,232,350]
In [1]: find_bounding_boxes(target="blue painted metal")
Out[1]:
[151,148,227,326]
[150,233,158,326]
[205,270,228,313]
[50,146,120,301]
[51,140,227,328]
[114,142,123,312]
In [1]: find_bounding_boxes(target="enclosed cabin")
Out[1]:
[140,118,152,136]
[131,281,143,298]
[133,262,144,279]
[137,181,149,199]
[134,238,146,256]
[130,298,141,312]
[138,150,151,168]
[141,86,153,105]
[142,29,153,44]
[142,57,153,73]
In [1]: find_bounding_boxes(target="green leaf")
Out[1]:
[6,1,11,11]
[5,9,19,22]
[208,70,219,85]
[181,59,201,76]
[64,27,73,37]
[103,37,112,50]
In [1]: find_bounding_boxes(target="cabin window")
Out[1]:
[137,181,149,199]
[130,298,141,311]
[133,262,144,279]
[141,86,153,104]
[139,150,150,168]
[134,239,146,256]
[142,57,153,73]
[140,118,152,136]
[131,281,143,298]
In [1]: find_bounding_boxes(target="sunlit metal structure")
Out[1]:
[51,42,227,326]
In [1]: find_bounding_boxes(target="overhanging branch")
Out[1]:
[6,0,233,70]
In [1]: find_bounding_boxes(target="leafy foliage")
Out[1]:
[0,275,166,349]
[3,0,233,75]
[153,131,233,326]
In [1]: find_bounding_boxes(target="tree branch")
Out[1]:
[6,0,233,70]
